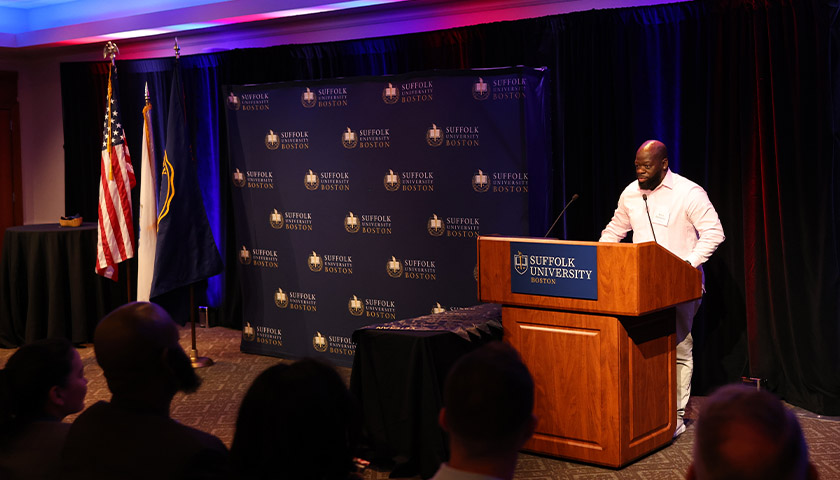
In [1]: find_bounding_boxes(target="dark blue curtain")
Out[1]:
[61,0,840,414]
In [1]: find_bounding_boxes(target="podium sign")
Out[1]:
[510,242,597,300]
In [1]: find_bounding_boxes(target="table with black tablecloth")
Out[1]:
[0,223,129,348]
[349,303,503,479]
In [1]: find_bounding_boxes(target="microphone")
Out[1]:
[642,194,658,244]
[544,194,579,238]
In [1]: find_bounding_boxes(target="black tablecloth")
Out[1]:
[0,223,128,347]
[349,303,503,479]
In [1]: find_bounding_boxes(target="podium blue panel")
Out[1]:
[510,242,597,300]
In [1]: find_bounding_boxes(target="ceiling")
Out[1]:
[1,0,683,54]
[0,0,414,48]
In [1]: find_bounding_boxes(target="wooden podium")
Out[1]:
[477,236,701,467]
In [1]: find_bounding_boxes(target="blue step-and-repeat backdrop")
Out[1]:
[224,67,550,366]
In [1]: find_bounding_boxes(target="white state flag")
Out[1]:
[136,85,158,301]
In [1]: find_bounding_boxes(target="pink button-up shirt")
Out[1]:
[599,169,725,270]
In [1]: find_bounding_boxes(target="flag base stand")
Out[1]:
[188,285,213,368]
[190,349,214,368]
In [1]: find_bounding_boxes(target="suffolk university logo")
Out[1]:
[473,170,528,193]
[426,124,443,147]
[232,168,246,187]
[348,295,364,316]
[383,169,400,191]
[386,256,403,278]
[301,88,316,108]
[302,86,348,108]
[270,210,313,231]
[400,80,434,103]
[308,251,353,274]
[242,322,255,341]
[269,209,283,229]
[232,169,273,189]
[226,92,241,110]
[240,246,278,268]
[514,251,528,275]
[307,252,323,272]
[248,324,281,346]
[425,124,480,147]
[472,170,489,192]
[228,92,269,111]
[384,169,434,192]
[304,170,320,190]
[341,128,357,149]
[274,288,317,311]
[427,214,444,236]
[265,130,279,150]
[239,246,251,265]
[472,78,489,100]
[312,332,328,352]
[345,213,392,235]
[429,215,479,238]
[387,256,437,280]
[344,212,360,233]
[382,83,399,104]
[274,288,289,308]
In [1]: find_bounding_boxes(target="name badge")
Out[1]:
[652,207,670,226]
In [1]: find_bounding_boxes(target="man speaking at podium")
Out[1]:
[599,140,725,438]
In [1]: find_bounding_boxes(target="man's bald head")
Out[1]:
[688,384,816,480]
[94,302,199,398]
[637,139,668,162]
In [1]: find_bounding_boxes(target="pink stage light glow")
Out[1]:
[50,0,403,47]
[213,0,404,25]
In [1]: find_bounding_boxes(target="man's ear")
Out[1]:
[526,413,537,439]
[517,413,537,448]
[48,385,65,407]
[438,407,449,432]
[158,346,182,385]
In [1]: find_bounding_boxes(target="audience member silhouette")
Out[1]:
[59,301,229,480]
[431,341,536,480]
[687,384,819,480]
[230,358,361,480]
[0,338,87,480]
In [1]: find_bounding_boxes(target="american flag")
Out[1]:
[96,64,136,280]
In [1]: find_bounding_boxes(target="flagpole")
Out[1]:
[104,41,134,300]
[173,38,213,369]
[126,262,133,301]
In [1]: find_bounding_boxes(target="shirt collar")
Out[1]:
[639,168,674,194]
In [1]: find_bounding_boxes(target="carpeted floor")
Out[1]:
[2,325,839,479]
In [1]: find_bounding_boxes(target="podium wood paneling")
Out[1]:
[477,236,699,467]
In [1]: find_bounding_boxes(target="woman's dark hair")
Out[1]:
[0,338,76,436]
[231,358,360,480]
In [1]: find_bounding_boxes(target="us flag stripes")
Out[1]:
[95,64,136,280]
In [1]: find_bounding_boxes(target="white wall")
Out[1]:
[0,56,65,224]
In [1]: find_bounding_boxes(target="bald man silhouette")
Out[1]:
[59,302,229,480]
[687,384,818,480]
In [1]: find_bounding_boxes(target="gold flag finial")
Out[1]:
[103,41,119,66]
[174,38,180,59]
